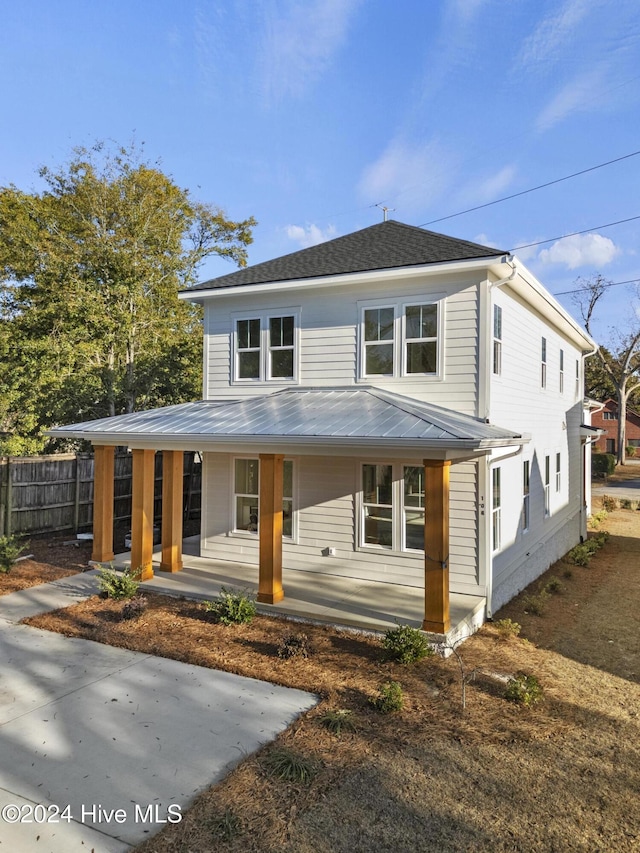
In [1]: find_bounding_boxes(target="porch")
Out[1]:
[111,535,486,644]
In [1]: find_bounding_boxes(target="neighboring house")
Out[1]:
[50,221,597,636]
[591,398,640,455]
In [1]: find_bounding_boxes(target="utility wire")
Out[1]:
[553,278,640,297]
[418,149,640,227]
[510,214,640,252]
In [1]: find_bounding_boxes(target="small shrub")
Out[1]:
[0,534,28,573]
[382,625,433,663]
[504,672,544,706]
[592,453,616,478]
[121,595,148,620]
[98,566,141,600]
[204,587,256,625]
[494,618,521,640]
[370,681,404,714]
[522,591,549,615]
[207,809,243,842]
[278,632,314,659]
[588,508,608,529]
[601,494,619,512]
[563,567,573,579]
[544,576,563,594]
[621,498,633,510]
[567,543,592,567]
[320,709,357,736]
[626,445,637,458]
[262,748,318,783]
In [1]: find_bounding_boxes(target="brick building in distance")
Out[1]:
[591,398,640,455]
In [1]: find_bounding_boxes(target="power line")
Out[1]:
[418,149,640,227]
[552,278,640,297]
[510,214,640,252]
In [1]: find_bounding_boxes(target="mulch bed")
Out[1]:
[0,537,92,595]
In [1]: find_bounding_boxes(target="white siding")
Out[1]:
[488,285,585,610]
[203,272,480,415]
[201,453,481,595]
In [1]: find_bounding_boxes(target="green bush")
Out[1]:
[504,672,544,706]
[370,681,404,714]
[207,809,243,841]
[262,748,318,783]
[588,509,608,529]
[544,576,563,594]
[626,445,637,458]
[98,566,141,600]
[320,709,357,736]
[522,591,549,615]
[591,453,616,477]
[494,618,521,640]
[382,625,433,664]
[204,587,256,625]
[0,534,28,573]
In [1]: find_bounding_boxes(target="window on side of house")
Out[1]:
[559,348,564,393]
[236,318,261,380]
[544,455,550,516]
[363,307,395,376]
[403,465,425,551]
[268,315,295,379]
[492,467,501,552]
[493,304,502,375]
[522,460,530,532]
[362,463,393,547]
[541,337,547,388]
[603,410,619,420]
[555,452,561,493]
[233,313,298,383]
[233,458,294,537]
[404,304,438,374]
[575,359,580,399]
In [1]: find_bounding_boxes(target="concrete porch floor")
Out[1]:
[113,536,486,643]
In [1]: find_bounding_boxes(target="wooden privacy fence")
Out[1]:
[0,451,201,537]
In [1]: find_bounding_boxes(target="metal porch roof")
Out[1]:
[49,388,526,452]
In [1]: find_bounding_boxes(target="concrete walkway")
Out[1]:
[0,573,316,852]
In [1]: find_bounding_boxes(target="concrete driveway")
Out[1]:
[0,573,316,852]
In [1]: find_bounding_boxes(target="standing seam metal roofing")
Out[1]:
[49,387,524,445]
[184,221,507,291]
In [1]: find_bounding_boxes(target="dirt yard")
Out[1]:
[15,497,640,853]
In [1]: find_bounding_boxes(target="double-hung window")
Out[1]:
[492,467,501,552]
[233,312,298,382]
[361,300,442,379]
[361,463,426,552]
[522,460,530,532]
[575,359,580,399]
[541,337,547,388]
[544,455,550,517]
[234,458,294,537]
[493,304,502,375]
[559,349,564,393]
[555,452,561,493]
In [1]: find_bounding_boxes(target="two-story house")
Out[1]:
[50,221,597,638]
[591,398,640,455]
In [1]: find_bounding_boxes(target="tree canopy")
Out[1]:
[0,143,256,454]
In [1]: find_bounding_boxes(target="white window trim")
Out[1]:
[357,461,427,555]
[231,308,301,385]
[493,304,502,377]
[544,453,551,517]
[522,459,530,533]
[541,337,547,389]
[559,349,564,394]
[491,466,501,553]
[357,296,445,381]
[555,452,561,493]
[230,456,297,542]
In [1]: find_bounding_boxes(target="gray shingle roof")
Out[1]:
[49,387,524,451]
[186,220,507,292]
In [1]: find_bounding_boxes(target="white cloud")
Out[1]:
[535,67,606,131]
[286,223,337,248]
[259,0,362,103]
[538,233,620,269]
[466,165,517,204]
[519,0,592,67]
[358,137,453,215]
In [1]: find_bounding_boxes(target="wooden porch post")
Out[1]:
[422,459,451,634]
[92,445,115,562]
[160,450,184,573]
[257,453,284,604]
[131,449,156,581]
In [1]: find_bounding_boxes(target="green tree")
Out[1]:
[573,274,640,465]
[0,142,255,453]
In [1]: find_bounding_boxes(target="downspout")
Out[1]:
[481,257,517,619]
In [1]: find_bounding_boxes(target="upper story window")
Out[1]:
[493,304,502,376]
[559,349,564,393]
[360,300,442,380]
[233,311,299,383]
[603,410,618,420]
[541,337,547,388]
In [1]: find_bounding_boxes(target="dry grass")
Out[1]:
[22,504,640,853]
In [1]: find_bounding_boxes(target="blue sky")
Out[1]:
[1,0,639,342]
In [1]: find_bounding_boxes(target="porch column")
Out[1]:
[160,450,184,573]
[257,453,284,604]
[131,449,156,581]
[91,445,115,562]
[422,459,451,634]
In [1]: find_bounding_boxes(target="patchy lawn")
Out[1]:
[22,503,640,853]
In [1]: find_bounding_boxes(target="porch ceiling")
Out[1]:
[48,386,527,457]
